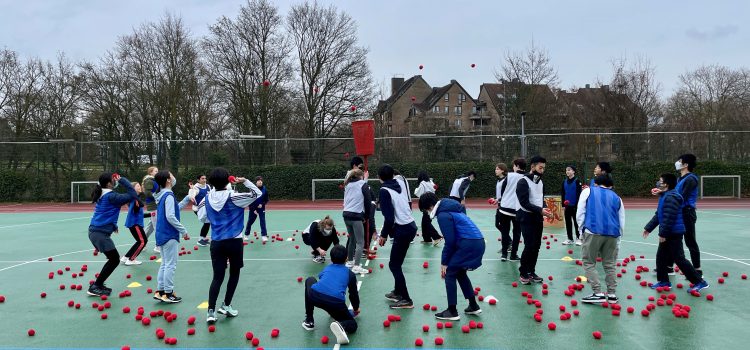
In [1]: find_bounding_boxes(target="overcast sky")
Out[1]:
[1,0,746,98]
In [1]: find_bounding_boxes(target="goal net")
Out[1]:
[70,181,99,203]
[700,175,742,199]
[312,178,418,201]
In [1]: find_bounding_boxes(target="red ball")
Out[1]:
[101,313,108,320]
[422,325,429,332]
[208,325,216,332]
[592,331,602,339]
[548,322,557,330]
[383,320,391,327]
[436,322,444,329]
[415,338,424,346]
[723,271,729,277]
[706,294,714,301]
[270,329,279,338]
[28,329,36,336]
[489,298,497,305]
[567,249,573,254]
[122,346,130,350]
[573,310,580,316]
[245,331,254,340]
[741,274,747,280]
[40,292,47,298]
[251,338,260,346]
[435,337,444,345]
[379,263,384,269]
[423,304,430,310]
[321,335,329,344]
[534,314,543,322]
[431,305,438,311]
[146,275,152,281]
[188,316,196,325]
[512,282,518,288]
[187,328,195,335]
[718,278,725,284]
[627,306,635,313]
[445,322,453,328]
[559,305,566,312]
[571,299,578,306]
[477,322,484,329]
[641,310,650,317]
[122,306,131,313]
[461,325,470,333]
[297,277,303,283]
[548,276,554,281]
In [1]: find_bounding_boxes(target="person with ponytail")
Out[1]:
[302,215,340,263]
[87,172,138,297]
[141,166,160,252]
[121,182,147,266]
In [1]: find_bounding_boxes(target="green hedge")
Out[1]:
[0,161,747,202]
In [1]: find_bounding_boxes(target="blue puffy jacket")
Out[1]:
[644,189,685,237]
[434,199,485,269]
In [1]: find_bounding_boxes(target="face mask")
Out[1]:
[655,181,664,189]
[170,176,177,187]
[323,228,332,235]
[674,161,683,171]
[113,181,120,189]
[531,170,543,182]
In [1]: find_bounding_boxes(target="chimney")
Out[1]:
[585,84,591,89]
[602,85,610,91]
[391,77,405,96]
[450,79,457,84]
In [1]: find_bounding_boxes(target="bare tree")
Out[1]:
[496,40,560,87]
[203,0,295,164]
[2,56,45,169]
[607,54,662,127]
[287,2,374,151]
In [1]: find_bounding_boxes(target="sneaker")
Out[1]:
[161,292,182,303]
[519,275,531,285]
[530,273,544,283]
[302,319,315,331]
[421,240,433,244]
[153,291,164,301]
[509,254,521,261]
[464,304,482,315]
[153,246,161,253]
[206,309,217,323]
[125,259,142,266]
[242,235,249,241]
[695,269,703,278]
[197,238,209,247]
[607,294,619,304]
[650,281,672,290]
[261,236,268,242]
[330,321,350,345]
[385,291,401,302]
[312,255,325,264]
[120,256,128,263]
[390,299,414,309]
[101,285,113,293]
[562,240,574,245]
[575,239,583,246]
[345,261,355,268]
[86,284,109,297]
[217,303,239,317]
[687,280,709,294]
[500,253,508,262]
[432,238,443,247]
[351,265,369,275]
[435,309,460,321]
[581,293,607,303]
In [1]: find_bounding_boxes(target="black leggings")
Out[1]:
[518,211,543,277]
[421,211,441,242]
[199,223,211,238]
[124,225,147,260]
[496,211,521,256]
[564,206,579,240]
[208,239,244,310]
[95,249,120,286]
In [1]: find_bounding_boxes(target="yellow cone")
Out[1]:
[197,301,209,309]
[126,282,142,288]
[577,275,588,282]
[561,256,573,262]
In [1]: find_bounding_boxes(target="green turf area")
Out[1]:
[0,208,749,349]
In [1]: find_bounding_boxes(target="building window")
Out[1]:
[444,106,449,113]
[459,93,466,103]
[471,106,477,114]
[433,105,440,113]
[444,93,449,102]
[454,106,462,115]
[455,119,462,127]
[387,125,392,133]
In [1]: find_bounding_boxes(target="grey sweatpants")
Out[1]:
[581,232,619,294]
[344,219,365,266]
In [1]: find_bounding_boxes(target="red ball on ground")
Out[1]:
[297,277,303,283]
[489,298,497,305]
[593,331,602,339]
[415,338,424,346]
[548,322,557,330]
[741,274,747,280]
[101,313,108,319]
[142,317,151,326]
[512,282,518,288]
[573,310,580,316]
[187,328,195,335]
[461,325,470,333]
[251,338,260,346]
[122,306,131,313]
[422,325,429,332]
[270,329,279,337]
[718,278,725,284]
[435,337,444,345]
[321,335,329,344]
[723,271,729,277]
[122,346,130,350]
[28,329,36,336]
[641,310,650,317]
[431,305,438,311]
[436,322,444,329]
[706,294,714,301]
[445,322,453,328]
[383,320,391,327]
[208,325,216,332]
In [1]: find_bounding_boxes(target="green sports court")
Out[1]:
[1,200,748,350]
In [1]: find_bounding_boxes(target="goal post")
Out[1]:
[699,175,741,199]
[70,181,99,203]
[312,178,418,201]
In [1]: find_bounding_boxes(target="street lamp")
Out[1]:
[520,111,527,158]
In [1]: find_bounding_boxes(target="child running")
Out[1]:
[302,245,360,345]
[121,181,147,266]
[244,176,269,242]
[153,170,191,303]
[418,192,485,321]
[561,165,583,246]
[197,168,262,323]
[342,168,372,275]
[87,172,138,297]
[378,164,418,309]
[414,171,442,245]
[302,216,340,263]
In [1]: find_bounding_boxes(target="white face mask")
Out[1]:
[674,161,683,171]
[170,175,177,187]
[323,228,332,236]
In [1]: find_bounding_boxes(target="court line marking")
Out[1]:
[697,210,749,218]
[0,216,90,230]
[0,243,130,273]
[620,239,750,267]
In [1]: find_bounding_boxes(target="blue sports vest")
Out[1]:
[156,192,180,246]
[658,191,686,234]
[90,192,121,227]
[564,178,579,206]
[582,187,622,237]
[206,197,246,241]
[124,200,144,228]
[675,173,698,209]
[195,186,208,206]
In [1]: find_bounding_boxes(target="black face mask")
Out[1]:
[531,170,543,183]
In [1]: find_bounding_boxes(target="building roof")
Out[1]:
[374,75,429,114]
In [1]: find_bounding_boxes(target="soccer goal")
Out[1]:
[700,175,742,199]
[311,178,418,201]
[70,181,99,203]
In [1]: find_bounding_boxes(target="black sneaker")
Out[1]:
[161,292,182,303]
[509,255,521,261]
[101,285,113,293]
[302,319,315,331]
[86,284,108,297]
[435,309,460,321]
[530,273,544,283]
[500,253,508,261]
[390,299,414,309]
[385,291,401,302]
[581,293,607,304]
[519,275,532,285]
[197,238,209,247]
[607,294,619,304]
[464,304,482,315]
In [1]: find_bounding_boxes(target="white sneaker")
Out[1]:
[351,265,369,275]
[262,236,268,242]
[575,239,583,246]
[562,240,574,245]
[125,259,142,266]
[243,235,249,241]
[345,261,354,268]
[330,321,349,345]
[120,256,128,263]
[153,246,161,253]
